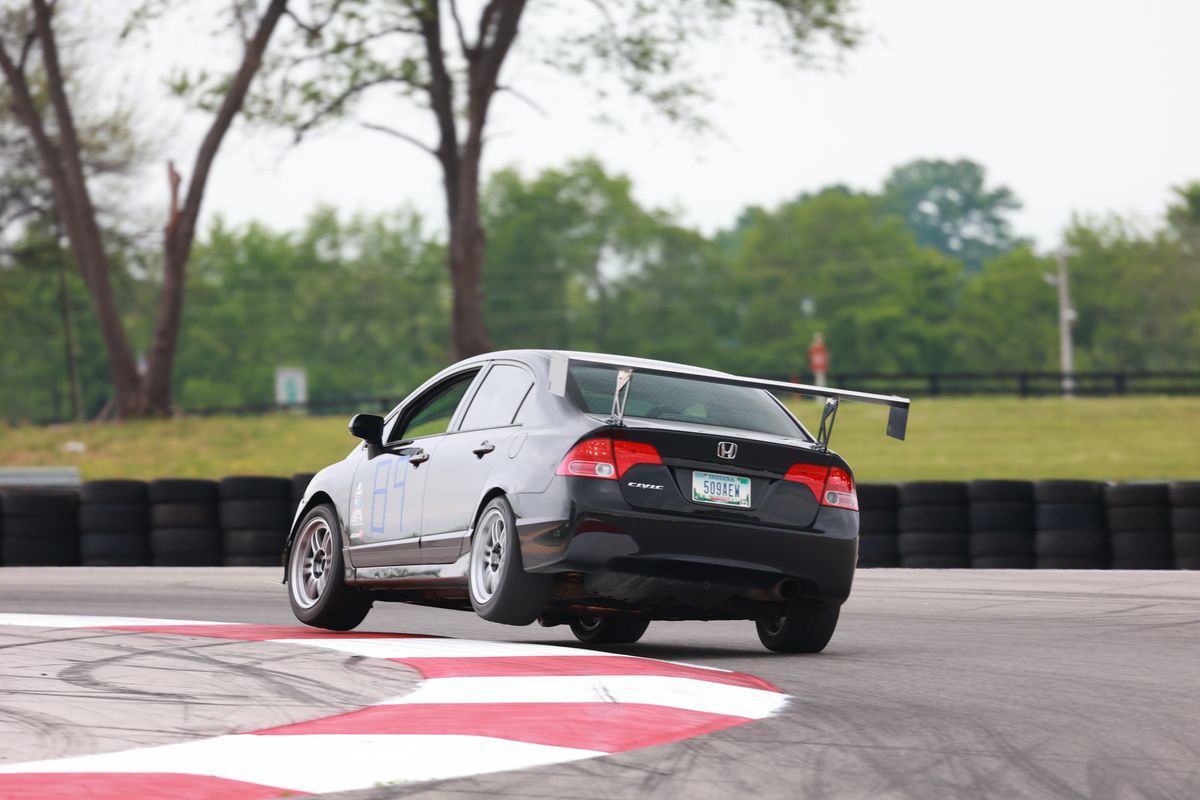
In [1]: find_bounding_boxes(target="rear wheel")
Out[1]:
[756,601,840,653]
[569,616,650,645]
[287,504,372,630]
[469,496,552,626]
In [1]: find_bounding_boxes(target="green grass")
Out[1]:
[1,397,1198,481]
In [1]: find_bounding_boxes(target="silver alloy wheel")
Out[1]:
[470,507,507,605]
[760,616,786,637]
[575,616,603,632]
[290,516,333,609]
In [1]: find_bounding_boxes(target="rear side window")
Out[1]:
[568,364,805,439]
[459,364,535,430]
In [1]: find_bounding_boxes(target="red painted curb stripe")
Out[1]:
[393,655,782,691]
[0,773,304,800]
[257,702,752,753]
[103,624,432,642]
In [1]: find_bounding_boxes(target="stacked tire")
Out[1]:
[292,473,315,507]
[1034,480,1108,569]
[897,482,969,567]
[856,484,899,567]
[1,490,79,566]
[79,480,150,566]
[967,480,1035,568]
[1105,483,1173,570]
[1170,482,1200,569]
[150,479,222,566]
[219,476,292,566]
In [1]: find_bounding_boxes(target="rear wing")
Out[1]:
[547,352,910,448]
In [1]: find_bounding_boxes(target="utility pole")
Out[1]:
[55,225,83,421]
[1055,248,1076,397]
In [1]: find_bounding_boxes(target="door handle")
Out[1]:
[408,449,430,466]
[472,441,496,457]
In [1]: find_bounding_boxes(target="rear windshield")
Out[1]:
[568,365,807,439]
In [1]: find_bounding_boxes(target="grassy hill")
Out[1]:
[1,396,1197,482]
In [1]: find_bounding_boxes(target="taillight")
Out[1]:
[613,440,662,475]
[556,438,617,479]
[784,463,828,499]
[784,463,858,510]
[556,437,662,479]
[822,467,858,510]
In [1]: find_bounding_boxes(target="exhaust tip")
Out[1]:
[775,578,801,601]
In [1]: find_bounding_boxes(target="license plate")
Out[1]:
[692,471,751,507]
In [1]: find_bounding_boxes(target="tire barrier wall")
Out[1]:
[0,476,1198,569]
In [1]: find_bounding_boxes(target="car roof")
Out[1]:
[463,349,733,380]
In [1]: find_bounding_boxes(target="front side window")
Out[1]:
[568,364,806,439]
[459,364,534,431]
[392,371,478,441]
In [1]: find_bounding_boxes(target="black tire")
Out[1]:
[1111,556,1174,570]
[971,555,1033,569]
[292,473,316,503]
[968,480,1034,503]
[569,616,650,645]
[151,526,222,566]
[1,490,78,516]
[858,510,897,536]
[1036,556,1108,569]
[220,500,291,531]
[80,533,150,566]
[223,528,286,556]
[224,554,282,567]
[857,483,899,511]
[1175,554,1200,570]
[1107,506,1169,533]
[1172,532,1200,558]
[897,531,968,557]
[1172,508,1200,532]
[1034,529,1109,559]
[857,534,898,567]
[287,504,372,630]
[79,503,149,533]
[149,479,219,505]
[899,554,970,568]
[151,503,219,529]
[468,496,552,625]
[2,537,79,566]
[1,516,79,539]
[755,600,840,653]
[81,480,147,505]
[1105,482,1168,508]
[1036,504,1105,531]
[1033,480,1104,505]
[1168,481,1200,507]
[898,481,967,506]
[219,476,291,501]
[969,531,1034,558]
[898,505,968,534]
[969,503,1035,532]
[1109,530,1171,559]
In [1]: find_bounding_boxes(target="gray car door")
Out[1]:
[418,362,536,562]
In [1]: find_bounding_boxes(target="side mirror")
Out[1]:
[348,414,385,449]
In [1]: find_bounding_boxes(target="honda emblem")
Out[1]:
[717,441,738,459]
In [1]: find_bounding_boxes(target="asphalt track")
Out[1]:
[1,568,1197,799]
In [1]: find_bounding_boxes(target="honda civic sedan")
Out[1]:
[285,350,909,652]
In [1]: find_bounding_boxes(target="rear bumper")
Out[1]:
[513,477,858,605]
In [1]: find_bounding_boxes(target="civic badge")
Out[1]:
[717,441,737,459]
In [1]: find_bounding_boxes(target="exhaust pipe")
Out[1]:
[739,578,801,603]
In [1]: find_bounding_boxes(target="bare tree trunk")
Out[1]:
[447,165,491,357]
[140,0,288,415]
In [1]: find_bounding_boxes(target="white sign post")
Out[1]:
[275,367,308,408]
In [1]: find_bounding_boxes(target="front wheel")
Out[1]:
[287,504,372,630]
[569,616,650,645]
[756,601,840,653]
[469,496,552,625]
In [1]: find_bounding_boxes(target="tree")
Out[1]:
[880,158,1024,271]
[249,0,861,359]
[0,0,288,417]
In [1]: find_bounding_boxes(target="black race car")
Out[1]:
[285,350,909,652]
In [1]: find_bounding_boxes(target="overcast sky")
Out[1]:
[110,0,1200,249]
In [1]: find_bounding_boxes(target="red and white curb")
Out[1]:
[0,614,787,798]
